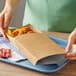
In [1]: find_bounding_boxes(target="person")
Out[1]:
[0,0,76,60]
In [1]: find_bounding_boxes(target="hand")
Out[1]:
[0,5,13,40]
[66,28,76,60]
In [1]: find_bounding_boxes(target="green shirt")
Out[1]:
[23,0,76,33]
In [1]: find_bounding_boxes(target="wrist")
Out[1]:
[5,0,19,11]
[5,3,15,12]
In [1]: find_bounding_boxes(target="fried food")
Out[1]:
[7,29,14,37]
[7,26,34,37]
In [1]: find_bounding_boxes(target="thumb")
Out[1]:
[66,37,74,53]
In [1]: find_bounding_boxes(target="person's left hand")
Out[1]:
[66,28,76,60]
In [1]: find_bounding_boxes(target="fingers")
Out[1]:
[66,44,76,60]
[0,28,9,40]
[66,29,76,53]
[0,13,9,40]
[4,13,12,29]
[66,29,76,60]
[66,49,76,60]
[66,36,74,53]
[0,13,4,28]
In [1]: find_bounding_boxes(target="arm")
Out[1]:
[0,0,20,40]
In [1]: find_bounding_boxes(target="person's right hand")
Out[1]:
[0,5,13,40]
[66,28,76,60]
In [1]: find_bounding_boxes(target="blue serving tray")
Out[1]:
[0,36,70,73]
